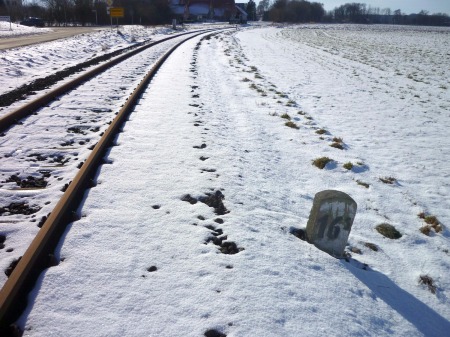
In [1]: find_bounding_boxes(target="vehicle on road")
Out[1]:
[20,17,45,27]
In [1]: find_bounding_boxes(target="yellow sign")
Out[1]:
[110,7,124,18]
[106,0,113,6]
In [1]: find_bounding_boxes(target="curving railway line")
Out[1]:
[0,27,228,335]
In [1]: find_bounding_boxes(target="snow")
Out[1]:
[0,23,449,336]
[0,22,52,37]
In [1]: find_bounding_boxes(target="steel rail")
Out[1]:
[0,29,224,335]
[0,28,215,133]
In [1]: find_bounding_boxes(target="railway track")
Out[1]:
[0,28,218,130]
[0,27,227,335]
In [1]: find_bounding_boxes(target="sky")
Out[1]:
[320,0,450,15]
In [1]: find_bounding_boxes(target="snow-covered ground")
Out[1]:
[1,24,449,336]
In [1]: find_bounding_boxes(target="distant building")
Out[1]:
[169,0,237,21]
[234,3,247,22]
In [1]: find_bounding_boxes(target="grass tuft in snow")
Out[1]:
[330,137,344,150]
[312,157,332,169]
[419,226,432,236]
[315,128,327,135]
[330,142,344,150]
[281,113,291,120]
[419,275,437,294]
[363,242,379,251]
[343,162,353,170]
[424,215,441,227]
[286,100,297,106]
[285,121,299,129]
[356,180,370,188]
[380,176,397,184]
[375,223,402,239]
[250,83,266,95]
[418,212,444,235]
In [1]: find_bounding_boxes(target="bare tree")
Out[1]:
[381,7,391,16]
[393,8,402,24]
[257,0,269,18]
[40,0,74,26]
[74,0,90,25]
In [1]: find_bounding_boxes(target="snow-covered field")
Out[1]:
[1,24,449,336]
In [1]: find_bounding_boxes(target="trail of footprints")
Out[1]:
[181,191,243,255]
[145,35,240,336]
[145,37,245,260]
[185,36,244,257]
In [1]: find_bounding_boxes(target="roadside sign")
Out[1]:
[106,0,113,6]
[110,7,124,18]
[0,16,12,31]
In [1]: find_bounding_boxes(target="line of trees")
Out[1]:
[1,0,172,26]
[259,1,450,26]
[328,3,450,26]
[267,0,325,23]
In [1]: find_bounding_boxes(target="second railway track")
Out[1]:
[0,28,228,334]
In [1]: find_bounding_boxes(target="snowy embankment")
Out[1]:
[18,25,450,336]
